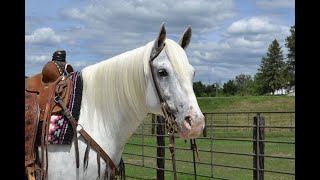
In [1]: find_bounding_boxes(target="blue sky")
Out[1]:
[25,0,295,85]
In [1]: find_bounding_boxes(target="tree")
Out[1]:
[193,81,206,97]
[223,80,238,96]
[256,39,285,95]
[204,84,215,97]
[284,25,295,90]
[235,74,252,95]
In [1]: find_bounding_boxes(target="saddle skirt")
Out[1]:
[25,91,40,167]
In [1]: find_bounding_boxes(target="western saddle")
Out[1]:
[25,50,74,180]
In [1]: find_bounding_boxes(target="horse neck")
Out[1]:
[79,47,149,166]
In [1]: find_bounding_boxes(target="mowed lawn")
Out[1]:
[123,96,295,179]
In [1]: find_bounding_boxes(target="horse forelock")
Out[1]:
[143,39,192,83]
[164,39,192,82]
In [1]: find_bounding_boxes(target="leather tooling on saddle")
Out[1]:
[25,91,40,167]
[25,50,124,180]
[25,61,73,121]
[25,50,77,180]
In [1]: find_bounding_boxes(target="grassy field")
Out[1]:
[123,96,295,179]
[197,95,295,112]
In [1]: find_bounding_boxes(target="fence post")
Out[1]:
[142,121,145,166]
[203,114,207,137]
[226,113,229,132]
[253,113,265,180]
[152,114,155,135]
[157,116,165,180]
[210,114,214,178]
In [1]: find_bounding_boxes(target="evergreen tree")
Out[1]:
[256,39,285,95]
[284,25,295,90]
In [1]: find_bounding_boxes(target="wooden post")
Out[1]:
[203,114,207,137]
[253,114,265,180]
[142,121,145,166]
[157,116,165,180]
[152,114,155,135]
[190,139,197,180]
[226,113,229,132]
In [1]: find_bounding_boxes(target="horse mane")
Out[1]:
[80,38,191,134]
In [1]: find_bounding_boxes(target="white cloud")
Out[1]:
[25,55,51,63]
[25,0,294,84]
[256,0,295,9]
[186,16,292,84]
[227,37,265,48]
[226,17,279,35]
[223,16,290,55]
[25,27,66,45]
[61,0,236,33]
[71,60,96,71]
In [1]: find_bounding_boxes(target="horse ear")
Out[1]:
[178,25,192,49]
[151,22,166,59]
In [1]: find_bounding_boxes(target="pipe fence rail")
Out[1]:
[122,111,295,180]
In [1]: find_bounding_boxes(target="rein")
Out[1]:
[47,42,198,179]
[46,62,123,179]
[150,44,200,180]
[54,82,124,179]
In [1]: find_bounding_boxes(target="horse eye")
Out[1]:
[158,69,168,77]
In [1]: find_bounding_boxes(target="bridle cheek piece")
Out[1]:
[149,45,179,180]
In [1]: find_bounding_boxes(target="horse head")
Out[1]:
[146,23,205,139]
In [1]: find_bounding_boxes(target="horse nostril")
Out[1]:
[185,115,192,126]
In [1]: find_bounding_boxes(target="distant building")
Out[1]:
[272,86,295,96]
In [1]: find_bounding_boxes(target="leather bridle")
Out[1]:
[51,43,198,180]
[149,44,177,131]
[149,44,179,180]
[149,44,201,180]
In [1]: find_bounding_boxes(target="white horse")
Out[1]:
[43,23,205,180]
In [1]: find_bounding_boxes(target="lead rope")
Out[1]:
[150,44,200,179]
[161,101,200,180]
[169,132,177,180]
[190,139,200,180]
[160,103,178,180]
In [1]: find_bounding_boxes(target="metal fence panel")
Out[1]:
[122,111,295,180]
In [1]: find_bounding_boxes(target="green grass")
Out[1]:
[123,96,295,179]
[123,135,295,180]
[197,96,295,112]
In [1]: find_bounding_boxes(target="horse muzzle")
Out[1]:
[176,111,205,139]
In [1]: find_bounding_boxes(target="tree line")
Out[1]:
[193,25,295,97]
